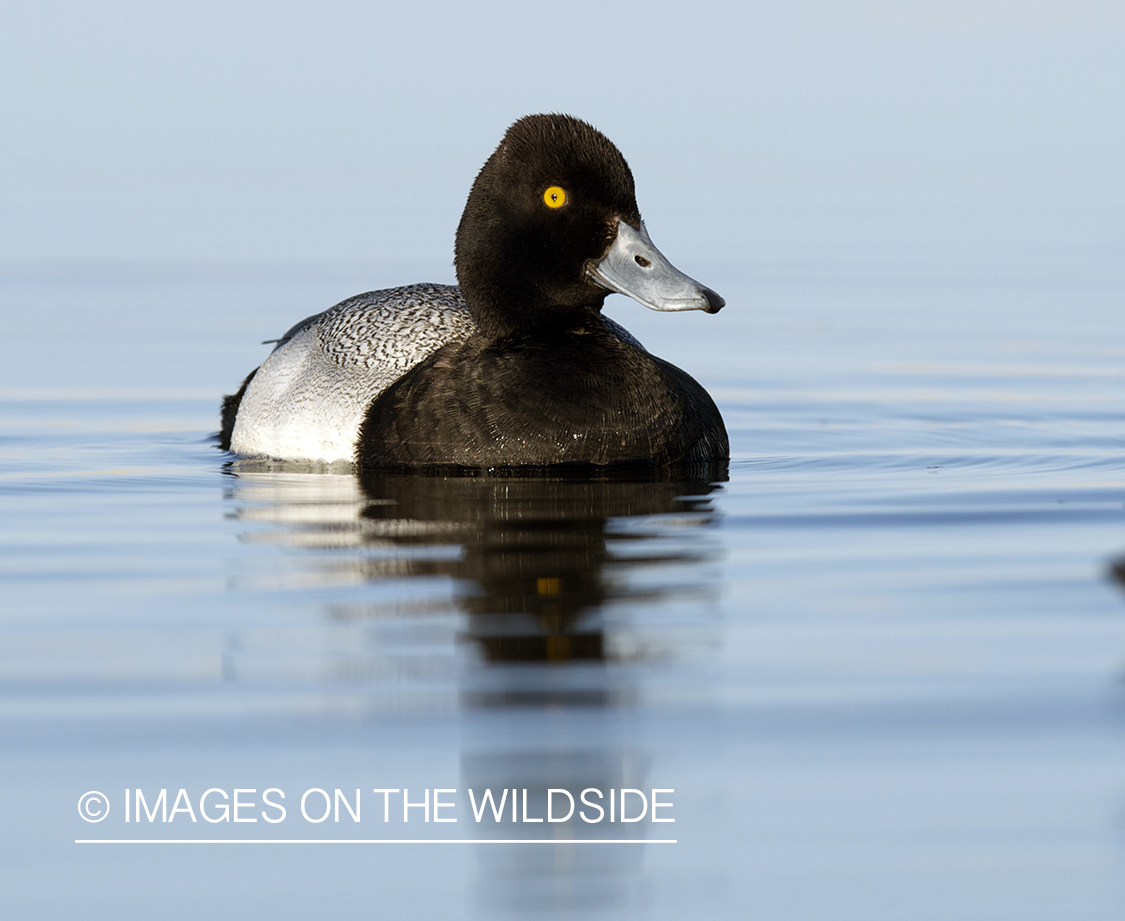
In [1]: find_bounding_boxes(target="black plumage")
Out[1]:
[358,326,726,468]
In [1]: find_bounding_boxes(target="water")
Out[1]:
[3,263,1125,919]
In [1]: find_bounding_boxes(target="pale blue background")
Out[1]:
[2,0,1121,270]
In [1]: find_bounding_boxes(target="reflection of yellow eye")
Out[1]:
[543,186,567,208]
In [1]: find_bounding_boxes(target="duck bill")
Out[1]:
[586,219,724,313]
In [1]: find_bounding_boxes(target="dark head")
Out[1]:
[454,114,723,340]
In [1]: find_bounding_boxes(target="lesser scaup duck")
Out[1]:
[220,113,728,470]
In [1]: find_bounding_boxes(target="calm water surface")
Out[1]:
[2,264,1124,918]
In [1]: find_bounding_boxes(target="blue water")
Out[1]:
[3,261,1124,918]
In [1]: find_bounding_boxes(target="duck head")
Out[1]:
[454,113,724,340]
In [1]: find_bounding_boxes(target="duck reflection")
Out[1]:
[228,463,724,685]
[226,464,723,915]
[361,470,720,666]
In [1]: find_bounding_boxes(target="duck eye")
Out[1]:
[542,186,567,209]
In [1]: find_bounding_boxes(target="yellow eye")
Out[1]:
[543,186,567,209]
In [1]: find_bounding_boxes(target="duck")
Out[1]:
[220,113,728,471]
